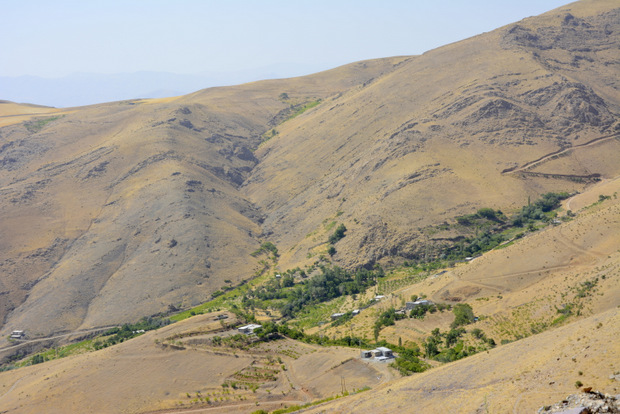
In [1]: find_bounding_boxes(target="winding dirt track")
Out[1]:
[0,326,117,352]
[0,378,21,401]
[144,400,307,414]
[503,133,619,174]
[431,210,609,303]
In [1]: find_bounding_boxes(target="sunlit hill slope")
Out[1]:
[0,1,619,413]
[0,0,618,344]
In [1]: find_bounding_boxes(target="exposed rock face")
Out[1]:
[538,391,620,413]
[242,1,620,270]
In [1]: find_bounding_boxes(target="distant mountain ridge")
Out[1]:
[0,63,329,108]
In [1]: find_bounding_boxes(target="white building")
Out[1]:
[372,347,394,359]
[405,299,433,310]
[10,330,25,339]
[237,324,262,334]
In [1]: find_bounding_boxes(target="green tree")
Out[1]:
[451,303,475,328]
[471,328,485,339]
[31,354,45,365]
[328,224,347,244]
[373,324,380,341]
[476,208,499,221]
[445,328,465,347]
[424,337,439,358]
[282,275,294,287]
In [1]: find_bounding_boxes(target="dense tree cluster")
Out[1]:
[511,192,569,226]
[251,241,279,257]
[423,326,494,363]
[93,317,170,349]
[373,307,407,340]
[247,266,384,319]
[451,303,475,328]
[441,192,570,261]
[391,347,428,375]
[328,224,347,244]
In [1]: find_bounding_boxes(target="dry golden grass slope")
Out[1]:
[0,0,618,343]
[0,311,389,414]
[0,177,616,414]
[294,170,620,413]
[242,0,620,270]
[0,60,398,338]
[300,309,619,414]
[317,174,619,347]
[0,101,67,128]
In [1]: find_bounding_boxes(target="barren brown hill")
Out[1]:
[0,60,401,338]
[243,0,620,271]
[1,0,619,347]
[0,142,617,414]
[0,1,619,412]
[0,311,392,414]
[300,309,619,414]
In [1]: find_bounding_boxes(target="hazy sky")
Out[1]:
[2,0,571,79]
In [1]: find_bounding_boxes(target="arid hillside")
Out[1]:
[0,60,401,338]
[0,310,393,414]
[300,309,619,414]
[243,0,620,270]
[0,136,617,414]
[1,0,619,343]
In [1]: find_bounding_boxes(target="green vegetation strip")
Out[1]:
[245,265,384,319]
[2,192,577,374]
[284,99,321,122]
[24,116,62,133]
[1,318,168,371]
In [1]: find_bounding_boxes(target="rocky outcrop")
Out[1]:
[538,391,620,413]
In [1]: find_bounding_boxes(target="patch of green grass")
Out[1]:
[170,269,274,322]
[284,99,321,122]
[324,220,337,231]
[291,296,348,330]
[377,266,432,294]
[24,116,62,133]
[260,128,279,142]
[251,241,279,258]
[6,338,97,370]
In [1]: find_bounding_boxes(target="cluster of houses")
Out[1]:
[361,347,394,362]
[330,297,435,322]
[231,296,434,361]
